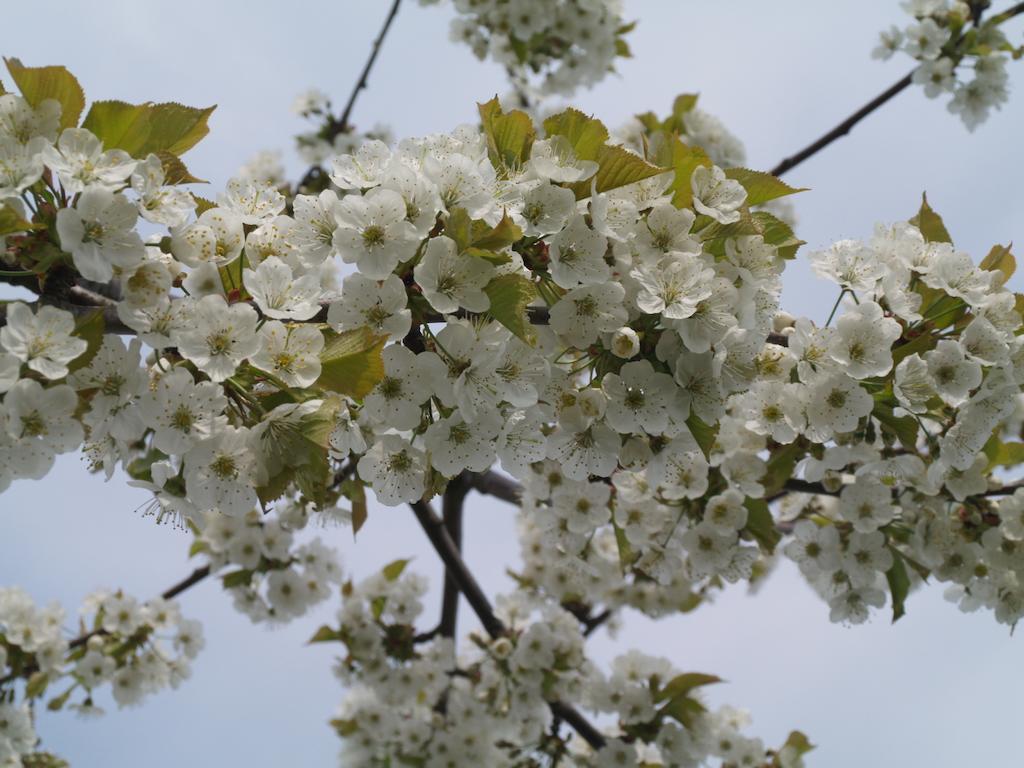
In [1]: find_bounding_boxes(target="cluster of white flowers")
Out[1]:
[290,87,394,170]
[324,563,789,767]
[3,48,1024,764]
[420,0,633,96]
[192,504,345,623]
[873,0,1021,129]
[0,585,201,765]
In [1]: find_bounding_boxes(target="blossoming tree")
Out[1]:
[3,0,1024,765]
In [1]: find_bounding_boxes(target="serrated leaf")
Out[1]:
[308,625,342,644]
[478,97,535,173]
[725,168,807,207]
[655,672,723,703]
[668,138,711,209]
[382,558,410,581]
[886,549,911,623]
[909,193,952,244]
[980,243,1015,287]
[67,310,105,373]
[81,101,215,157]
[470,210,523,252]
[752,211,806,260]
[4,58,84,129]
[570,144,665,199]
[743,498,781,554]
[156,151,206,185]
[484,273,537,344]
[192,194,216,215]
[543,108,608,161]
[316,328,386,399]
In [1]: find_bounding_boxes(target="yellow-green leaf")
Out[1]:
[316,328,386,399]
[725,168,808,207]
[752,211,806,260]
[484,274,537,344]
[980,243,1015,287]
[4,58,84,129]
[655,672,723,703]
[156,151,206,185]
[543,108,608,161]
[192,194,216,215]
[570,144,666,199]
[886,549,911,623]
[383,558,410,581]
[478,97,535,172]
[743,498,781,554]
[470,209,523,252]
[668,138,711,209]
[0,201,35,235]
[67,309,105,373]
[81,100,215,157]
[909,193,952,244]
[308,625,342,644]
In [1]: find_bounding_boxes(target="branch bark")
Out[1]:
[408,499,606,750]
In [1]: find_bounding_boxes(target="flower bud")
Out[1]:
[610,327,640,358]
[578,388,607,420]
[491,637,513,659]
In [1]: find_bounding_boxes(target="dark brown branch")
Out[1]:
[770,2,1024,178]
[769,70,915,178]
[408,499,606,750]
[296,0,403,192]
[439,474,469,639]
[466,470,521,506]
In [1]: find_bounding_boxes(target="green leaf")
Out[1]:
[661,695,707,729]
[221,569,254,589]
[316,328,386,399]
[330,718,359,737]
[752,211,806,260]
[672,93,700,119]
[542,108,608,161]
[775,730,816,767]
[469,210,523,252]
[909,193,952,244]
[308,625,342,644]
[570,144,665,199]
[873,403,919,448]
[465,247,512,266]
[724,168,808,207]
[611,518,635,575]
[886,549,911,623]
[348,479,368,537]
[979,243,1015,287]
[67,309,105,374]
[654,672,722,703]
[188,539,208,558]
[743,498,781,554]
[484,273,537,344]
[4,58,84,129]
[25,671,49,699]
[685,414,717,459]
[382,558,410,581]
[984,438,1024,470]
[668,138,711,209]
[46,687,74,712]
[81,100,215,157]
[192,194,216,215]
[156,151,207,185]
[891,330,937,365]
[478,97,535,172]
[762,441,804,497]
[0,201,36,236]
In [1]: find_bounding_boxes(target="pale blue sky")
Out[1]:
[3,1,1024,766]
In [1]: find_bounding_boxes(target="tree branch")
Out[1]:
[466,470,521,505]
[408,499,606,750]
[439,474,469,639]
[769,70,915,178]
[296,0,403,192]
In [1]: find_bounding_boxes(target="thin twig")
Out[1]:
[408,499,606,750]
[769,70,915,178]
[439,474,469,639]
[296,0,403,191]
